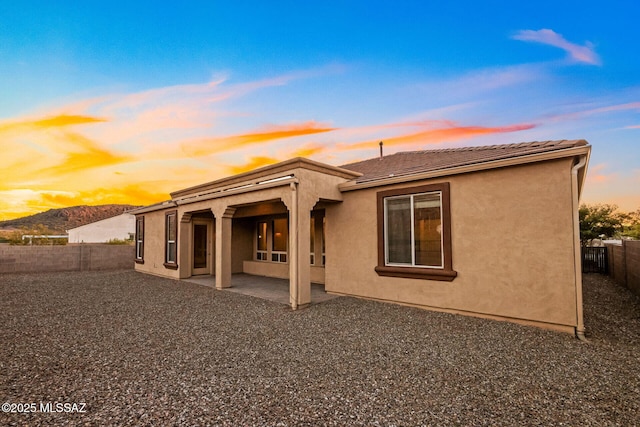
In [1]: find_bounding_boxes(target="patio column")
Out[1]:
[178,213,192,279]
[213,206,235,289]
[288,182,313,309]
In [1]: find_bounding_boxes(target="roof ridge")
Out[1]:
[338,139,589,184]
[395,140,577,155]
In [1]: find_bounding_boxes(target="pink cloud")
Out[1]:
[340,122,536,151]
[513,29,601,65]
[546,102,640,122]
[587,164,616,184]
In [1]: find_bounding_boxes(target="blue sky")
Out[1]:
[1,1,639,219]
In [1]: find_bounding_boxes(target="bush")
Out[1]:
[7,225,67,245]
[106,238,134,245]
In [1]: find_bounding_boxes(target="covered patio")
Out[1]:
[183,273,340,306]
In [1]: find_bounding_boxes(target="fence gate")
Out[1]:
[581,246,608,274]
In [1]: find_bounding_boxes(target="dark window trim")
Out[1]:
[135,216,144,264]
[164,210,178,269]
[256,220,268,261]
[376,182,457,281]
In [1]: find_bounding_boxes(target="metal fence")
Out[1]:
[581,246,608,274]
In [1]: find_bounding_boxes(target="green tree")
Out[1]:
[622,209,640,240]
[578,204,625,246]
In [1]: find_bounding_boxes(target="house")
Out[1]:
[67,213,136,243]
[132,139,591,337]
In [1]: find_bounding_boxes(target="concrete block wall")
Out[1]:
[626,241,640,296]
[606,240,640,297]
[0,244,134,274]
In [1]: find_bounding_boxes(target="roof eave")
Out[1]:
[339,145,591,192]
[171,157,361,199]
[130,201,177,215]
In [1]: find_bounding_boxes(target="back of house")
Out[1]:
[132,139,590,336]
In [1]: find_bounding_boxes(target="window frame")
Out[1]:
[321,216,326,266]
[375,183,457,281]
[135,216,144,264]
[256,221,268,261]
[253,217,289,263]
[271,217,288,263]
[310,216,315,265]
[164,210,178,269]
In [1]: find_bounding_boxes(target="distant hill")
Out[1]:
[0,204,142,234]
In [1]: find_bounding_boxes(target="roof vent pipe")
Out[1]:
[379,141,383,160]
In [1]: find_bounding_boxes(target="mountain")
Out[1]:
[0,205,142,234]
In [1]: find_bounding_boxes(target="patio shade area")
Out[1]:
[183,273,340,305]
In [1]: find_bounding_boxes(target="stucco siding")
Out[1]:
[134,209,180,279]
[327,158,578,330]
[232,218,254,274]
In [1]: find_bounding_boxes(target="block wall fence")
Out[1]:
[0,244,134,274]
[606,240,640,297]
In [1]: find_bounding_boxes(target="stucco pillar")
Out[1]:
[178,213,192,279]
[287,182,314,309]
[214,206,235,289]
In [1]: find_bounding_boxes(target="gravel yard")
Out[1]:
[1,271,639,426]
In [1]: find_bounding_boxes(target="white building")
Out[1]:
[67,213,136,243]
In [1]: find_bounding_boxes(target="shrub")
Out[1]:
[7,225,67,245]
[106,238,133,245]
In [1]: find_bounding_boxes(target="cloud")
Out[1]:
[0,65,563,220]
[416,65,544,100]
[0,114,106,133]
[44,132,133,175]
[89,65,342,124]
[342,122,536,150]
[226,156,280,175]
[0,189,81,221]
[512,29,601,65]
[290,143,326,158]
[586,164,616,184]
[0,184,168,221]
[223,143,329,175]
[1,68,346,219]
[181,122,336,157]
[581,168,640,212]
[1,115,131,179]
[32,114,106,128]
[545,101,640,122]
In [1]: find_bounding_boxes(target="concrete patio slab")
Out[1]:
[182,273,340,306]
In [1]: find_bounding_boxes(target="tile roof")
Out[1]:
[339,139,588,183]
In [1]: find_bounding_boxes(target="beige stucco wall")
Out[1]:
[326,158,578,331]
[232,217,254,274]
[134,209,181,279]
[135,158,580,329]
[243,260,325,284]
[135,165,345,293]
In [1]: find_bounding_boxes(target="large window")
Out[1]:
[322,216,326,265]
[310,217,315,265]
[164,210,178,269]
[376,183,456,281]
[135,216,144,263]
[254,218,288,263]
[272,218,288,263]
[256,221,267,260]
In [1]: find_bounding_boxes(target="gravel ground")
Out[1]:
[1,271,639,426]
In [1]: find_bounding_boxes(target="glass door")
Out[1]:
[192,222,211,275]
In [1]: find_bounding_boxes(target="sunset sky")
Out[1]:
[1,1,639,220]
